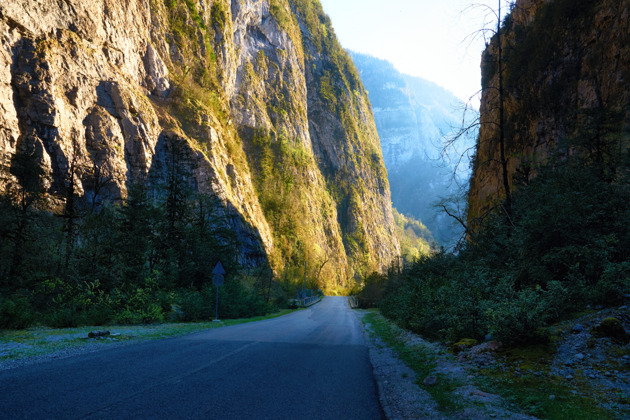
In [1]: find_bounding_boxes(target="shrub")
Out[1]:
[176,287,214,321]
[0,294,35,329]
[356,272,387,308]
[594,262,630,305]
[45,307,79,328]
[485,283,551,345]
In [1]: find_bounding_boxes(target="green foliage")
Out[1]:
[183,0,206,29]
[244,128,337,290]
[318,71,336,111]
[0,293,35,329]
[210,2,226,32]
[269,0,298,40]
[392,209,434,260]
[163,0,227,127]
[0,142,280,328]
[355,272,387,308]
[176,287,214,321]
[375,145,630,345]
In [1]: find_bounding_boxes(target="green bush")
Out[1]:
[76,303,114,326]
[114,308,143,325]
[0,294,35,329]
[594,262,630,305]
[485,285,550,345]
[176,287,214,321]
[356,272,387,308]
[45,307,79,328]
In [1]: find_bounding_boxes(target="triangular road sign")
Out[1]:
[212,261,226,275]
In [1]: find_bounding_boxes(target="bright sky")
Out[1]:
[318,0,502,106]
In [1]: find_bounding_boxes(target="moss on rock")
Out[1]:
[451,338,479,354]
[591,317,629,342]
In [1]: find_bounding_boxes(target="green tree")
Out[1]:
[112,183,157,288]
[4,135,49,287]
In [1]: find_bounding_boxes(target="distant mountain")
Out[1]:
[350,52,476,247]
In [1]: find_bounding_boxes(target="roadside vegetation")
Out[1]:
[0,308,300,362]
[361,309,622,419]
[356,151,630,343]
[363,310,462,412]
[0,141,292,329]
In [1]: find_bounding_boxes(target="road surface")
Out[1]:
[0,296,383,419]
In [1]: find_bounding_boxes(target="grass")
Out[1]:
[361,310,462,412]
[0,309,301,362]
[474,344,618,420]
[476,364,616,419]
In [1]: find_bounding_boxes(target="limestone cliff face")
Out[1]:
[0,0,399,288]
[350,52,474,246]
[350,52,466,166]
[468,0,630,222]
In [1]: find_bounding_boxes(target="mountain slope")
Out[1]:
[350,52,474,246]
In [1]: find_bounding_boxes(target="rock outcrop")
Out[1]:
[0,0,399,289]
[468,0,630,223]
[351,52,475,246]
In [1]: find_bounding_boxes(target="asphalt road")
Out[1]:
[0,296,383,419]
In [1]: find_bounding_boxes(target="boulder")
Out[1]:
[471,340,503,354]
[88,330,110,338]
[591,318,629,343]
[450,338,479,354]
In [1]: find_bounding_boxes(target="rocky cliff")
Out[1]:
[468,0,630,223]
[0,0,399,290]
[351,52,474,246]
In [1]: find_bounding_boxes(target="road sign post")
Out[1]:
[212,261,226,322]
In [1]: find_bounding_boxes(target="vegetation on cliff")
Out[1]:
[264,0,399,284]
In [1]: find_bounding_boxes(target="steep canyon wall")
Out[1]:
[0,0,399,289]
[468,0,630,223]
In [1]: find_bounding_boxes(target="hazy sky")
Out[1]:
[318,0,501,105]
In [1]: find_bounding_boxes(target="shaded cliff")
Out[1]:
[0,0,399,290]
[468,0,630,223]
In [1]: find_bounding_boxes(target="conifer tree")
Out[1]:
[5,135,48,286]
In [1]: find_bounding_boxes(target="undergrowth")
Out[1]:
[476,355,615,419]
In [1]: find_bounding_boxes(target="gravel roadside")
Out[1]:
[355,309,536,420]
